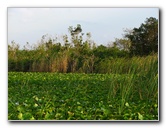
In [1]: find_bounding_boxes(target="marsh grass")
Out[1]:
[107,54,158,115]
[8,54,158,120]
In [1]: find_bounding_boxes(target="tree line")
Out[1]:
[8,17,158,73]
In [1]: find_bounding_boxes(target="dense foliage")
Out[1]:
[8,54,158,120]
[8,17,158,73]
[125,17,158,56]
[8,39,128,73]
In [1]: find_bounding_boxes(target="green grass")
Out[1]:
[8,71,158,120]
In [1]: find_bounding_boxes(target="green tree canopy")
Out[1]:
[125,17,158,56]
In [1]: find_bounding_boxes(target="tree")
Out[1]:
[69,24,82,36]
[125,17,158,56]
[112,38,131,52]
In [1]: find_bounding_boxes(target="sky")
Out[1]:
[8,8,159,48]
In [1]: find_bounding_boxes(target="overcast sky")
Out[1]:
[8,8,159,48]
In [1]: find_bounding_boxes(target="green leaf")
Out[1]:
[34,103,38,107]
[68,111,74,117]
[138,113,143,120]
[125,102,129,107]
[35,97,39,101]
[44,112,50,119]
[154,104,157,108]
[30,116,35,120]
[18,113,23,120]
[77,106,82,110]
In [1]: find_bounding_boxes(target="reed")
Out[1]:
[107,54,158,115]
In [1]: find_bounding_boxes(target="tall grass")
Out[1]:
[107,54,158,115]
[103,54,158,74]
